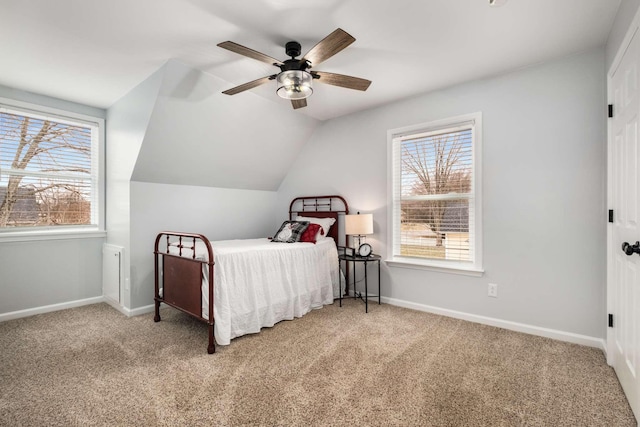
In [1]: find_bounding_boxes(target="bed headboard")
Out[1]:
[289,195,349,245]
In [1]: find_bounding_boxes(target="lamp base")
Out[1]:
[352,235,367,250]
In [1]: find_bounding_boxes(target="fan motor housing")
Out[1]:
[285,41,301,58]
[280,58,310,72]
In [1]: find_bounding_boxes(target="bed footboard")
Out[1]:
[154,232,215,354]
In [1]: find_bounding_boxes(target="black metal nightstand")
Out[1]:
[338,252,381,313]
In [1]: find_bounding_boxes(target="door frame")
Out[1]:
[607,7,640,365]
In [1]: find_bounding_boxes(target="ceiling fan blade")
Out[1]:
[312,71,371,91]
[291,99,307,109]
[217,41,283,66]
[302,28,355,67]
[222,75,276,95]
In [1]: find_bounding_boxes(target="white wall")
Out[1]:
[278,49,607,339]
[129,182,278,308]
[606,0,640,71]
[0,85,105,315]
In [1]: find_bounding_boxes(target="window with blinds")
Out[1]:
[0,104,100,231]
[389,113,482,272]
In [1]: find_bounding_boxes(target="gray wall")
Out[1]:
[0,84,105,119]
[0,85,105,315]
[277,49,607,339]
[106,66,164,310]
[0,238,104,313]
[606,0,640,71]
[129,182,278,308]
[0,44,612,329]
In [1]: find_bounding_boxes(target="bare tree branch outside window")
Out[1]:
[397,128,473,261]
[0,111,93,228]
[402,133,471,246]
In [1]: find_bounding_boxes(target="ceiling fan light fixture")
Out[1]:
[276,70,313,100]
[488,0,508,6]
[219,29,370,109]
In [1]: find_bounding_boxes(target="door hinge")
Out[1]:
[609,209,614,223]
[608,104,614,118]
[608,313,614,328]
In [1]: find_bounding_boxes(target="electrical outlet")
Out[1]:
[488,283,498,298]
[125,278,130,291]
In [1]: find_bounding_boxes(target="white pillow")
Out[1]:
[168,240,209,260]
[169,240,194,249]
[295,216,336,240]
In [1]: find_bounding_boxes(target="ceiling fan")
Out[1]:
[217,28,372,109]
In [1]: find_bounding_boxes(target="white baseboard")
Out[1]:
[0,296,105,322]
[127,304,155,316]
[1,293,607,353]
[0,297,155,322]
[103,299,154,317]
[381,296,606,352]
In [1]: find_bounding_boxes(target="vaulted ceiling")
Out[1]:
[130,60,319,190]
[0,0,621,121]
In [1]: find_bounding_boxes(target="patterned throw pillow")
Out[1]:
[272,221,309,243]
[299,223,324,244]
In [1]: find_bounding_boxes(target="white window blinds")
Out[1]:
[0,106,99,229]
[390,114,482,270]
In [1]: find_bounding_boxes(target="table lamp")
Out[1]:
[345,212,373,255]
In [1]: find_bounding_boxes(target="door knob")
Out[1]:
[621,241,640,256]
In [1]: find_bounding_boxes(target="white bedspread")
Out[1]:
[168,238,340,346]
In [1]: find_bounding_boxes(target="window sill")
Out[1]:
[0,229,106,243]
[385,258,484,277]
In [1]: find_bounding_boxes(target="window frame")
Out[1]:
[0,97,105,242]
[387,112,483,276]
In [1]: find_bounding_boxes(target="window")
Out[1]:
[0,99,104,237]
[388,113,482,275]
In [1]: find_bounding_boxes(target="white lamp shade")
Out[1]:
[345,213,373,235]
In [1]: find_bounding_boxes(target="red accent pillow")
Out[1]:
[299,223,323,244]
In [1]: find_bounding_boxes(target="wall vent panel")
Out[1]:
[103,244,123,304]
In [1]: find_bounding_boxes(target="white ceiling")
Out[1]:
[0,0,621,121]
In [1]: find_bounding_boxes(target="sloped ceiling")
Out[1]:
[0,0,622,121]
[131,60,318,190]
[107,67,164,183]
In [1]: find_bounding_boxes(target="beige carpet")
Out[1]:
[0,300,635,426]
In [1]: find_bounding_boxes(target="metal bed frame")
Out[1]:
[153,195,349,354]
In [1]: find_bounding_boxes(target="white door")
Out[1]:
[609,27,640,420]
